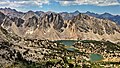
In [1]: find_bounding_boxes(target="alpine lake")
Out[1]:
[54,40,103,62]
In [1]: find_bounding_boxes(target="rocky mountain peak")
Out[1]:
[22,10,38,20]
[0,9,119,42]
[85,11,120,25]
[0,8,24,18]
[35,11,45,17]
[100,12,113,18]
[72,10,80,16]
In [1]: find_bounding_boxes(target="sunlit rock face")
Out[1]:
[0,9,120,42]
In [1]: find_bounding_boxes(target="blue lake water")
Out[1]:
[66,48,75,51]
[55,40,103,61]
[54,40,77,46]
[90,54,103,61]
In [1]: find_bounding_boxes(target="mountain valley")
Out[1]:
[0,8,120,68]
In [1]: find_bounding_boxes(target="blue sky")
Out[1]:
[0,0,120,15]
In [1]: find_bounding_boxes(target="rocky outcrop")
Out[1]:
[0,12,5,25]
[11,17,24,27]
[22,11,38,20]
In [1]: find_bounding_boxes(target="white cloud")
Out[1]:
[0,0,119,9]
[0,0,49,8]
[57,0,120,6]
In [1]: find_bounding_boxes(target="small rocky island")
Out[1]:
[0,26,120,68]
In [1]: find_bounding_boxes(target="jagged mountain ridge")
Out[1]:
[0,8,120,42]
[0,8,120,25]
[85,11,120,25]
[60,11,120,25]
[0,8,24,18]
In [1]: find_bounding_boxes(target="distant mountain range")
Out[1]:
[85,11,120,25]
[60,10,120,25]
[0,8,120,25]
[0,8,24,18]
[0,8,120,42]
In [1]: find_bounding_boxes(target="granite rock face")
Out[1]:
[0,8,120,42]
